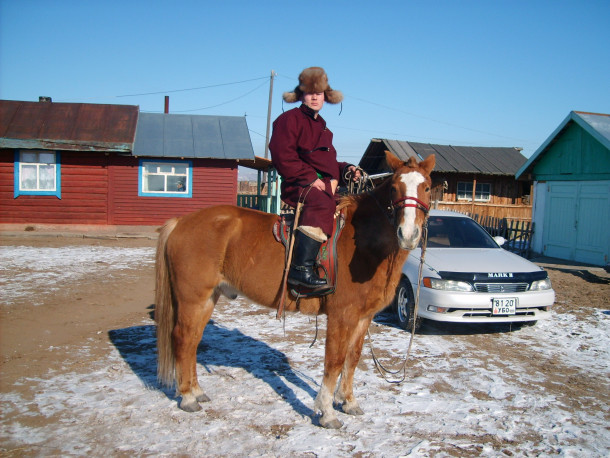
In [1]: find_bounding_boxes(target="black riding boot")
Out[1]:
[288,231,328,289]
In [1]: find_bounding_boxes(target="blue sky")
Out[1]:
[1,0,609,165]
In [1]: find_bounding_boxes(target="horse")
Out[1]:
[155,151,435,429]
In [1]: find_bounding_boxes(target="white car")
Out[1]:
[392,210,555,330]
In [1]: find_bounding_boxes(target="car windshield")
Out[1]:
[425,216,499,249]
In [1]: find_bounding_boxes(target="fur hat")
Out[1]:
[282,67,343,104]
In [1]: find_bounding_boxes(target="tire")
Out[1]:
[393,275,422,332]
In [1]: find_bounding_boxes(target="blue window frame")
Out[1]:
[14,150,61,198]
[138,159,193,198]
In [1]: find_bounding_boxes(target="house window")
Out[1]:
[457,181,491,202]
[14,150,61,198]
[139,159,192,198]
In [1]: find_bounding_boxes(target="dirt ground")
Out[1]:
[1,233,609,455]
[0,235,157,388]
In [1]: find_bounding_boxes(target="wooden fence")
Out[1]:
[471,214,535,258]
[433,201,532,221]
[236,194,259,209]
[236,193,279,214]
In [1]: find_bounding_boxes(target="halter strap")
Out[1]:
[392,196,430,213]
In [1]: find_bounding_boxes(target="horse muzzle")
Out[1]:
[397,225,421,250]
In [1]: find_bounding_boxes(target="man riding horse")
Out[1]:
[269,67,361,291]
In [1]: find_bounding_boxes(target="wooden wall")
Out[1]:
[432,172,529,205]
[0,149,238,226]
[107,156,237,225]
[0,149,110,224]
[430,172,532,220]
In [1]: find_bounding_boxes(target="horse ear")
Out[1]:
[384,150,405,171]
[420,154,436,175]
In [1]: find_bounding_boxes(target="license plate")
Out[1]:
[492,297,517,315]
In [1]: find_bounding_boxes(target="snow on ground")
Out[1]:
[0,245,154,306]
[1,245,609,456]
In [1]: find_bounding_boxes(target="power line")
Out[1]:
[348,95,530,143]
[169,80,269,113]
[276,73,531,144]
[332,122,539,149]
[55,75,269,102]
[248,128,266,138]
[115,76,268,98]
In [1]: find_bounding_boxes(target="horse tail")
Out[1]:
[155,217,179,387]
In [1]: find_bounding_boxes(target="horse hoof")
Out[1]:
[196,393,211,403]
[319,417,343,429]
[343,405,364,416]
[179,400,202,413]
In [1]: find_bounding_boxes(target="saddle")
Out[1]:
[273,206,345,298]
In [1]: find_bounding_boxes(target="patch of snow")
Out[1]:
[1,245,609,456]
[0,245,154,305]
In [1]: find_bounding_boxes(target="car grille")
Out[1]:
[473,282,529,293]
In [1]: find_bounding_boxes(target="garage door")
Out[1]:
[543,181,609,266]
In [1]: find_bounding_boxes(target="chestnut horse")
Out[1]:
[155,151,435,428]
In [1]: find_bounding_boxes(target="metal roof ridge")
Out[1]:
[573,111,610,117]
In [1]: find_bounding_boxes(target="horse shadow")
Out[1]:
[108,319,318,418]
[553,267,610,285]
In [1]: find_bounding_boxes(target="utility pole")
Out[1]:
[264,70,276,159]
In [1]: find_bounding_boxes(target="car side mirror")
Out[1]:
[493,236,506,247]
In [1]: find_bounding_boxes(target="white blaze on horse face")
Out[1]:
[397,171,425,250]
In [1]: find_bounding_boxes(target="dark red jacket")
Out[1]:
[269,104,350,204]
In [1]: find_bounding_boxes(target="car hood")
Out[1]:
[408,248,544,274]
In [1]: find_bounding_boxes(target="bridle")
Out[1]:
[371,188,430,227]
[392,196,430,214]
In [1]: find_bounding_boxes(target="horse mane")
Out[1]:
[336,194,358,213]
[336,175,404,299]
[337,174,392,215]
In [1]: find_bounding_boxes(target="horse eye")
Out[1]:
[425,187,430,193]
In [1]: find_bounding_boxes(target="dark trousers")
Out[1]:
[299,186,336,236]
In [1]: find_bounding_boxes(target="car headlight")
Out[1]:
[423,277,474,292]
[530,278,552,291]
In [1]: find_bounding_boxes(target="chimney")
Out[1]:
[39,96,52,102]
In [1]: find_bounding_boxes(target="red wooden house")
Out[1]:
[0,99,256,227]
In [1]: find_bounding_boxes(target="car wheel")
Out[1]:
[393,275,422,332]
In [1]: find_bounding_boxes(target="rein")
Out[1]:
[365,177,431,384]
[367,219,429,384]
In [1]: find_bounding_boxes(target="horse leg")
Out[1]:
[314,313,357,429]
[335,316,371,416]
[191,290,221,403]
[173,291,217,412]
